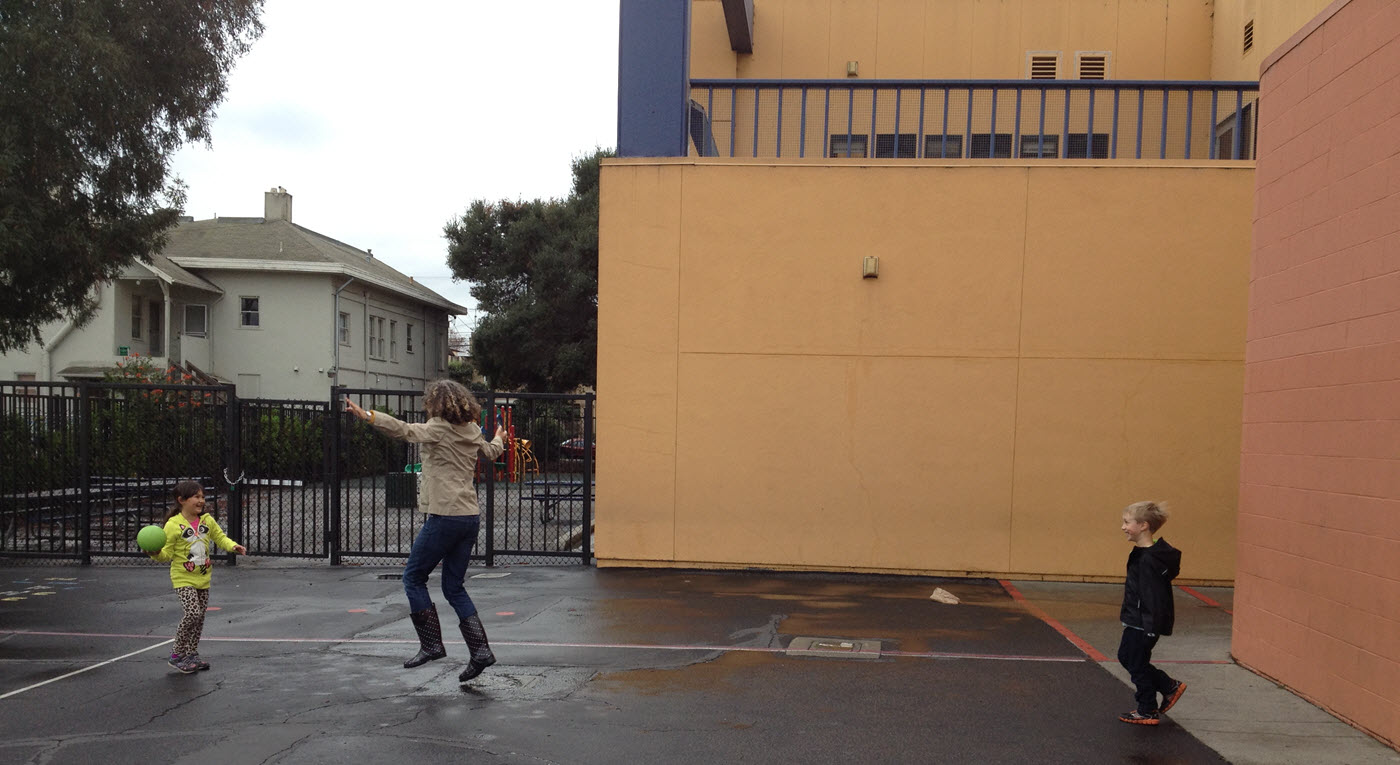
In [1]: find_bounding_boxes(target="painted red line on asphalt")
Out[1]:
[0,630,1089,664]
[881,649,1083,663]
[1178,586,1233,615]
[998,580,1110,662]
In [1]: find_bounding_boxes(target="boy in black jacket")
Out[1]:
[1117,500,1186,726]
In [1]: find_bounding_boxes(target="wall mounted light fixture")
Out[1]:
[862,256,879,278]
[846,60,859,77]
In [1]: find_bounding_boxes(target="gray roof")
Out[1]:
[160,217,467,313]
[138,253,224,293]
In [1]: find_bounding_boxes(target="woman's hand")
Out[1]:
[344,397,371,421]
[233,544,247,555]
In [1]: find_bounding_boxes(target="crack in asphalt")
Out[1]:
[257,731,318,765]
[144,681,223,726]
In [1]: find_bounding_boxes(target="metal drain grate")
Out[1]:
[786,637,882,659]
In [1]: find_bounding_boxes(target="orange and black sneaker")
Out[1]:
[1118,710,1160,726]
[1160,681,1187,713]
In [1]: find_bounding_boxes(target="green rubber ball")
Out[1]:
[136,525,165,553]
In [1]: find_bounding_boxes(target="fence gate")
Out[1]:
[332,387,594,566]
[0,381,593,566]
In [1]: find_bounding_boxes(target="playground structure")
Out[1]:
[475,405,540,483]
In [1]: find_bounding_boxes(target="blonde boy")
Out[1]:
[1116,501,1186,726]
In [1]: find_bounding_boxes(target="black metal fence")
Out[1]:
[0,381,593,566]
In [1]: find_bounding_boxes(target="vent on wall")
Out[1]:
[1244,20,1254,54]
[1076,52,1109,79]
[1027,52,1059,79]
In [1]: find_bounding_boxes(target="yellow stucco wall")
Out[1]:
[1209,0,1337,81]
[691,0,1215,80]
[598,160,1252,582]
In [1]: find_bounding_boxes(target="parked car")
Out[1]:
[559,437,595,458]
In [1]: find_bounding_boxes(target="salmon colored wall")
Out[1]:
[598,160,1252,581]
[1234,0,1400,748]
[690,0,1215,80]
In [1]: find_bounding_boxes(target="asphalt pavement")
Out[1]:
[0,561,1395,764]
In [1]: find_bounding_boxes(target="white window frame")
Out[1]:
[183,304,208,337]
[406,323,414,354]
[131,295,142,339]
[390,320,398,362]
[338,312,351,345]
[369,314,383,359]
[239,296,260,328]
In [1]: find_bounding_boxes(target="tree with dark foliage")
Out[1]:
[444,149,611,392]
[0,0,264,352]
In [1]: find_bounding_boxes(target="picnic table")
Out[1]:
[523,479,595,523]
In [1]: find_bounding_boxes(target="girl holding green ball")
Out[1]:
[148,480,245,673]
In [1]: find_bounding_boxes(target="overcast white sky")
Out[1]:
[170,0,621,334]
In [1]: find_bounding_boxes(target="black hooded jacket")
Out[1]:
[1120,538,1182,636]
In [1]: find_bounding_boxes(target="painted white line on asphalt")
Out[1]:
[0,639,174,700]
[0,630,1093,663]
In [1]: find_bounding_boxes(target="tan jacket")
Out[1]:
[370,413,505,516]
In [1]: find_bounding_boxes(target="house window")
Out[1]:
[1243,20,1254,54]
[1076,52,1110,80]
[970,133,1013,158]
[338,312,351,345]
[1066,133,1110,158]
[924,134,964,158]
[369,314,384,359]
[1020,134,1060,158]
[239,297,260,327]
[874,133,918,158]
[1027,52,1059,79]
[131,296,142,339]
[406,324,414,353]
[390,320,398,362]
[183,304,207,336]
[829,134,868,158]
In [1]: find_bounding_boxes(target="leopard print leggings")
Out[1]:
[173,586,210,656]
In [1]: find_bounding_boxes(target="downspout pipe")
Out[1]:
[332,277,355,385]
[42,320,77,381]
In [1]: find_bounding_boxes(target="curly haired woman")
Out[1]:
[346,379,505,683]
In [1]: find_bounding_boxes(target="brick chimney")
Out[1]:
[264,186,292,222]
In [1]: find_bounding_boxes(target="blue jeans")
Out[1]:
[403,514,481,620]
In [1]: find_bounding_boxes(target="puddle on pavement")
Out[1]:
[591,648,770,697]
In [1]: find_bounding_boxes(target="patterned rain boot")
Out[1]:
[457,614,497,682]
[404,605,447,668]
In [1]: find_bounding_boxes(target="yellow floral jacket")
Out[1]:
[152,513,239,589]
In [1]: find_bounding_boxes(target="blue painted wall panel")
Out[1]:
[617,0,691,157]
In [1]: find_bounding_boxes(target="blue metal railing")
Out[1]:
[688,79,1259,161]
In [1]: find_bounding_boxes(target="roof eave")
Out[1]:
[168,257,468,314]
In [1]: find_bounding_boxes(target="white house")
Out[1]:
[0,188,467,400]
